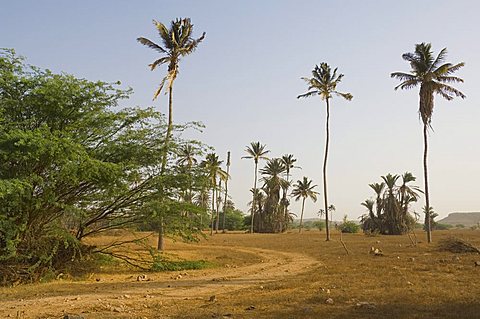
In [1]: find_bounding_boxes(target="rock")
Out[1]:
[452,256,461,261]
[356,301,376,309]
[137,274,148,281]
[475,261,480,267]
[325,298,334,305]
[407,281,413,286]
[209,295,217,302]
[245,305,256,310]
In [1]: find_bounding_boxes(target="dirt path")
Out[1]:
[0,245,320,318]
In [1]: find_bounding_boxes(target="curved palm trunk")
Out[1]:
[157,84,173,250]
[299,197,306,233]
[222,153,231,233]
[210,179,216,236]
[423,123,432,243]
[215,180,221,233]
[250,162,258,233]
[161,84,174,174]
[323,98,331,241]
[157,217,165,251]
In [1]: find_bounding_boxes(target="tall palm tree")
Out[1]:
[242,142,269,233]
[280,154,299,227]
[298,63,353,241]
[201,153,228,235]
[222,151,231,233]
[138,18,205,173]
[177,143,198,202]
[391,43,465,243]
[291,177,319,233]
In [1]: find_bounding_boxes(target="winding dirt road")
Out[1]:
[0,244,320,319]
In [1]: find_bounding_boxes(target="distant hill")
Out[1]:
[438,212,480,227]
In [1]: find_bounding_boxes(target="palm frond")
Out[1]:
[149,56,170,71]
[137,37,168,54]
[297,91,318,99]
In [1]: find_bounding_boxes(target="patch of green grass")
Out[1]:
[151,258,212,271]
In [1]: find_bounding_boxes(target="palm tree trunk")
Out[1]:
[161,84,174,174]
[423,123,432,243]
[210,182,215,236]
[215,180,221,233]
[157,84,174,250]
[250,162,258,233]
[299,197,306,233]
[157,216,165,251]
[222,153,231,233]
[323,98,331,241]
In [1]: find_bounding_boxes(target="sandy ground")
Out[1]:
[1,230,480,319]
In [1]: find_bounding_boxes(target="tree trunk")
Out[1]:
[210,181,215,236]
[215,180,221,233]
[250,161,258,233]
[423,123,432,243]
[161,84,174,175]
[222,152,231,233]
[157,216,165,251]
[299,197,306,233]
[323,98,331,241]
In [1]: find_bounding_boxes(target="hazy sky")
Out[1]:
[1,0,479,221]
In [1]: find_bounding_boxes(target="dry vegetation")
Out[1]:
[1,229,480,319]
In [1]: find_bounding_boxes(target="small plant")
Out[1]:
[339,215,360,233]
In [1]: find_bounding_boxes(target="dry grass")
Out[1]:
[1,229,480,318]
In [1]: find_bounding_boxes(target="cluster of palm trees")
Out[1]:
[138,16,466,244]
[361,172,421,235]
[243,143,318,233]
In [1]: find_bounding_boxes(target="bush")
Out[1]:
[434,223,453,230]
[340,221,360,233]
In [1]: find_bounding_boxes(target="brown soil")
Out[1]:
[1,229,480,319]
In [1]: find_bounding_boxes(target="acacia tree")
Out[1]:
[291,177,319,233]
[298,63,353,241]
[242,142,269,233]
[137,18,205,173]
[391,43,465,243]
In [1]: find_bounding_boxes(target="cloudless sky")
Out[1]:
[1,0,479,221]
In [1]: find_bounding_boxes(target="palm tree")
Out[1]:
[201,153,228,235]
[298,63,353,241]
[391,43,465,243]
[137,18,205,173]
[280,154,299,228]
[291,177,319,233]
[260,159,288,233]
[222,151,231,233]
[177,143,198,202]
[242,142,269,233]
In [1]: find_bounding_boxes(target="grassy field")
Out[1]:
[1,229,480,318]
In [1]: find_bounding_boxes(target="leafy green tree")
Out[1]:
[391,43,465,243]
[242,142,269,233]
[137,18,205,173]
[0,49,208,281]
[291,177,319,233]
[298,63,353,241]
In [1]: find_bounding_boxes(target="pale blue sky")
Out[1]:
[1,0,479,220]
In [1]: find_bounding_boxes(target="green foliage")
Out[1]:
[0,49,210,283]
[339,215,360,233]
[150,250,211,271]
[435,223,453,230]
[361,172,420,235]
[222,209,246,231]
[455,224,465,229]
